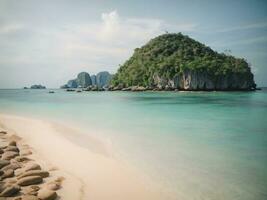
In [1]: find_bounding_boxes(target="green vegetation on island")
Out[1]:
[111,33,256,91]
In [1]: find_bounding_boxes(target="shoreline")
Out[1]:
[0,114,168,200]
[0,128,66,199]
[63,87,258,92]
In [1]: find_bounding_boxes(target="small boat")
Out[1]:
[76,90,82,93]
[49,90,55,93]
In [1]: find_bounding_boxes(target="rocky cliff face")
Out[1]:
[153,69,256,91]
[67,79,78,88]
[96,71,112,87]
[64,72,92,88]
[76,72,92,87]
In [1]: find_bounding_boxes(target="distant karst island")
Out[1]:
[61,33,257,92]
[24,84,46,89]
[61,71,113,91]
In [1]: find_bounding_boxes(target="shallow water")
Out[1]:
[0,89,267,199]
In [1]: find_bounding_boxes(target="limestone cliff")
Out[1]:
[62,71,113,89]
[153,69,255,90]
[96,71,112,87]
[76,72,92,87]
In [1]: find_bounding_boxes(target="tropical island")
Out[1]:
[110,33,256,91]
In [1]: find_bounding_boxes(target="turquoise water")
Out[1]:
[0,89,267,199]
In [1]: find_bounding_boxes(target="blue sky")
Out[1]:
[0,0,266,88]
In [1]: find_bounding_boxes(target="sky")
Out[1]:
[0,0,266,88]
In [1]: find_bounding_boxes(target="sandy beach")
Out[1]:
[0,114,168,200]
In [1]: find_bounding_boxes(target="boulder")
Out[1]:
[0,144,7,150]
[18,170,49,179]
[17,176,43,186]
[83,86,92,91]
[20,149,32,156]
[0,160,10,169]
[24,185,40,196]
[28,185,40,191]
[0,134,6,139]
[37,189,57,200]
[2,162,21,171]
[5,146,19,152]
[15,156,31,162]
[0,185,20,197]
[0,131,7,135]
[0,181,5,192]
[112,84,123,91]
[1,169,14,179]
[46,182,60,190]
[131,86,146,91]
[24,163,41,171]
[1,151,19,160]
[122,87,132,91]
[8,141,17,146]
[6,177,17,185]
[14,168,24,176]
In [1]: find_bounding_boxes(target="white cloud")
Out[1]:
[0,10,197,87]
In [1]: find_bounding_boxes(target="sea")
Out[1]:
[0,88,266,200]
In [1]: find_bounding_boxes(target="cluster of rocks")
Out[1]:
[65,85,105,92]
[109,86,147,92]
[108,85,175,92]
[61,71,113,90]
[0,130,62,199]
[82,85,105,91]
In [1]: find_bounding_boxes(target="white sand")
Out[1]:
[0,114,169,200]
